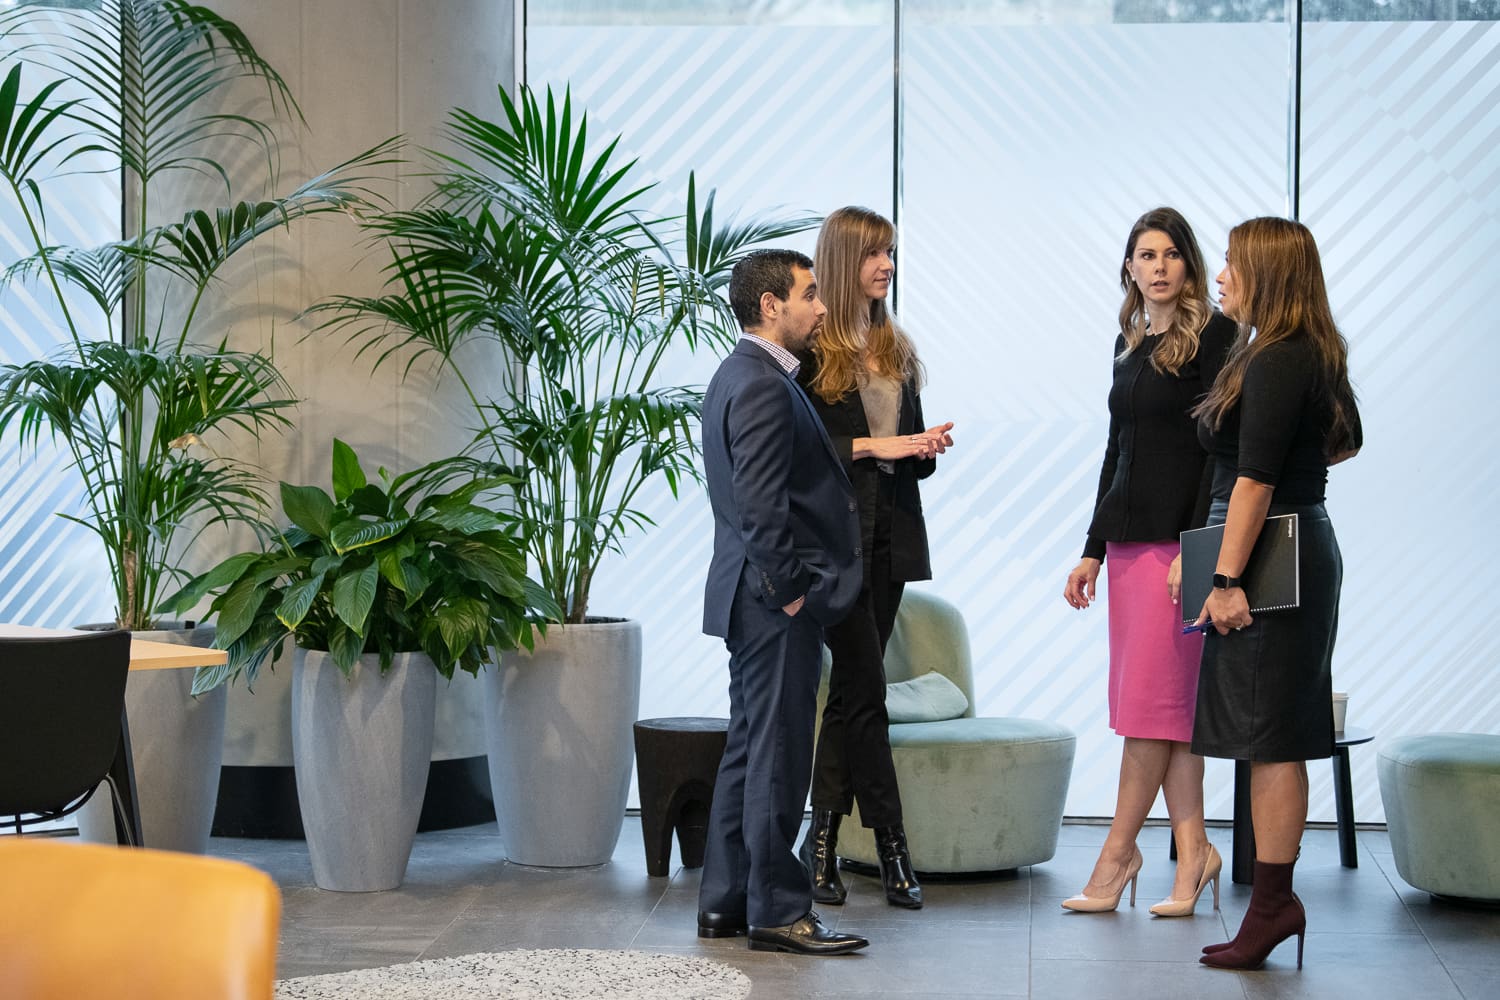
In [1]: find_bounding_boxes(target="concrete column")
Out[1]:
[194,1,517,776]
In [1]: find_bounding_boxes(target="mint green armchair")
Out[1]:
[819,589,1076,874]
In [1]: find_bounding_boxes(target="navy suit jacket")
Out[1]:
[701,340,861,638]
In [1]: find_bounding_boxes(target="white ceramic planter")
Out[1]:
[483,619,642,867]
[79,622,226,852]
[292,648,436,891]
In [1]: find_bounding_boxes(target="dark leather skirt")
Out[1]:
[1191,501,1342,763]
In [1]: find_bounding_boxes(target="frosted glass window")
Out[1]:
[526,0,896,747]
[0,19,118,628]
[524,0,1500,820]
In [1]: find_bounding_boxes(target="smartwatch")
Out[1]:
[1212,573,1241,590]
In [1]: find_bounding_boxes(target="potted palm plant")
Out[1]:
[309,85,817,865]
[0,0,395,852]
[161,439,557,890]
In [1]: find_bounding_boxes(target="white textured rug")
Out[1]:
[275,949,752,1000]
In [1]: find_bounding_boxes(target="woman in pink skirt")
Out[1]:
[1061,207,1235,915]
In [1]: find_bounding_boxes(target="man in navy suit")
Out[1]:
[696,249,867,955]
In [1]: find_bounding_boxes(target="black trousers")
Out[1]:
[810,473,905,828]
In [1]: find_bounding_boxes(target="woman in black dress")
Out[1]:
[795,206,954,909]
[1192,217,1361,970]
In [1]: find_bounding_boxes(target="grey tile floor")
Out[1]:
[212,819,1500,999]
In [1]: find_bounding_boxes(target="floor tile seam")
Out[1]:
[1433,956,1500,971]
[624,877,678,950]
[408,885,499,962]
[1431,958,1476,1000]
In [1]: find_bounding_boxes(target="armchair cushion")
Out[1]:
[885,671,969,723]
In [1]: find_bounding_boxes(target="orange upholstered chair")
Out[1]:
[0,839,281,1000]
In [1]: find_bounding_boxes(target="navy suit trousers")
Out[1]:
[698,589,823,927]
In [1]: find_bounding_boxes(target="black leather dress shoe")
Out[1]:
[748,911,869,955]
[697,910,748,938]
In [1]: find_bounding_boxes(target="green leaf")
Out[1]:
[275,574,324,630]
[329,516,409,553]
[327,623,365,676]
[157,550,261,614]
[281,483,335,539]
[214,577,270,650]
[377,549,427,598]
[331,561,378,635]
[331,438,367,501]
[190,662,234,697]
[428,505,505,534]
[434,598,486,656]
[345,483,391,517]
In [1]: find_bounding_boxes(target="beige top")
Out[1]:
[857,371,902,474]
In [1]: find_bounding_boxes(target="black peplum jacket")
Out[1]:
[1083,312,1237,561]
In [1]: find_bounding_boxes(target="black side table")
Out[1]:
[1229,725,1375,884]
[633,717,729,877]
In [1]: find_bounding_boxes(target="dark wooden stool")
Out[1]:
[1169,726,1377,883]
[633,717,729,877]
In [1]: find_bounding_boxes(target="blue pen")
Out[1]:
[1181,620,1215,634]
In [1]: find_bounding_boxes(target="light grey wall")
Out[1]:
[198,1,518,766]
[205,0,517,498]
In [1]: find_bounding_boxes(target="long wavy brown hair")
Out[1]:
[808,206,924,405]
[1194,217,1359,454]
[1117,206,1213,375]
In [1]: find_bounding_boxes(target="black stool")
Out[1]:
[633,717,729,877]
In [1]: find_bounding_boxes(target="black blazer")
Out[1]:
[701,341,863,638]
[1084,312,1236,560]
[798,368,934,584]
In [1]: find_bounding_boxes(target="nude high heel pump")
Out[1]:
[1150,843,1222,917]
[1061,847,1143,912]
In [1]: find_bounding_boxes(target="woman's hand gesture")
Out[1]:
[1064,558,1101,609]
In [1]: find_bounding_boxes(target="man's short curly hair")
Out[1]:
[729,249,814,330]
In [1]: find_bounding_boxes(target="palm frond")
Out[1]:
[2,242,131,316]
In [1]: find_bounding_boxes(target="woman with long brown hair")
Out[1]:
[795,206,954,910]
[1192,217,1361,969]
[1062,207,1235,915]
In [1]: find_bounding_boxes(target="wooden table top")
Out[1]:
[0,624,228,671]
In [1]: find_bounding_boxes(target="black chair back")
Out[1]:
[0,630,132,829]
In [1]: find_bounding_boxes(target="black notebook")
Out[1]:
[1180,513,1301,626]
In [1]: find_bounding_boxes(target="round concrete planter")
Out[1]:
[214,657,492,838]
[483,619,642,867]
[79,622,226,852]
[292,648,436,892]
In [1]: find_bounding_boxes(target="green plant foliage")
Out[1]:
[160,440,561,694]
[0,1,399,629]
[309,85,819,622]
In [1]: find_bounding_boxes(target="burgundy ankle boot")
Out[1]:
[1200,858,1306,970]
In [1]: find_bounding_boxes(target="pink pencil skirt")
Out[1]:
[1106,540,1203,743]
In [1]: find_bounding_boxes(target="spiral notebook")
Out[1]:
[1180,513,1301,626]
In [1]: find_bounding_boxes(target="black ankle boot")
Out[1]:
[798,809,847,905]
[874,824,923,909]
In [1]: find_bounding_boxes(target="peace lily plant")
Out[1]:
[160,440,560,695]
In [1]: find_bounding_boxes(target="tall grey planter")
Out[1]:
[292,648,436,892]
[483,619,642,867]
[79,622,225,852]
